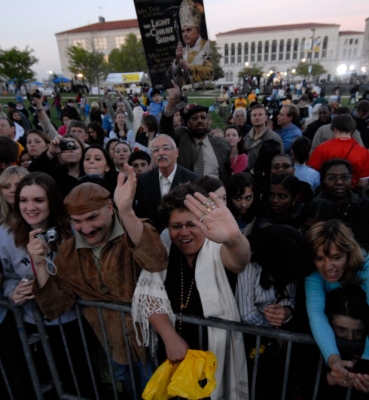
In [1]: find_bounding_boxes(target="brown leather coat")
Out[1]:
[34,221,167,364]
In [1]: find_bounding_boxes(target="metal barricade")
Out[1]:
[0,298,359,400]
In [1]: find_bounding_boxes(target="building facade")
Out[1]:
[215,20,369,84]
[55,17,140,78]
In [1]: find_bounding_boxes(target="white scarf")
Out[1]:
[132,239,249,400]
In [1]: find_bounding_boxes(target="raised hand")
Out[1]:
[114,165,137,215]
[183,191,240,245]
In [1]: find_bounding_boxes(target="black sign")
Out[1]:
[133,0,213,89]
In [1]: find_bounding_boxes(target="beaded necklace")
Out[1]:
[179,257,195,335]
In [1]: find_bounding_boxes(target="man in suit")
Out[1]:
[134,134,198,232]
[160,83,230,183]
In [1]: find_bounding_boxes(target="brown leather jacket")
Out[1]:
[34,220,167,364]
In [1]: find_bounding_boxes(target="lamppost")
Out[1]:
[310,28,316,81]
[337,64,347,83]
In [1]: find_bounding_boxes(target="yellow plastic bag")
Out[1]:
[167,350,217,399]
[142,359,179,400]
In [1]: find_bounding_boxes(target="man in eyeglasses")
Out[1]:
[160,82,230,182]
[134,134,198,232]
[308,114,369,189]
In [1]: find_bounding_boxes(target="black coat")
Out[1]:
[134,165,198,232]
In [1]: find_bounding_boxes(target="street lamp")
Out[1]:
[77,73,83,78]
[337,64,347,75]
[291,69,296,74]
[245,62,249,67]
[349,65,355,71]
[301,58,306,63]
[361,67,367,74]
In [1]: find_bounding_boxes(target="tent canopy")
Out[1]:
[53,76,71,83]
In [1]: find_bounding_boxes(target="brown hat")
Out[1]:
[64,183,110,215]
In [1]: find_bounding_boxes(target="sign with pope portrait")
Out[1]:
[133,0,214,89]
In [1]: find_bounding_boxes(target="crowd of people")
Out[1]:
[0,79,369,400]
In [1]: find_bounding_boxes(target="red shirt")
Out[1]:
[308,137,369,186]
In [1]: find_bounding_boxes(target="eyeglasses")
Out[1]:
[168,221,196,230]
[271,163,293,170]
[151,144,175,153]
[189,115,207,121]
[324,173,352,182]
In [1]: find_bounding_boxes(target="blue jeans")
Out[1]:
[111,358,153,398]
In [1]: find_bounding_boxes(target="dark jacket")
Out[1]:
[160,114,231,182]
[134,165,198,231]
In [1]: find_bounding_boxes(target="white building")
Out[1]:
[55,17,140,78]
[215,19,369,83]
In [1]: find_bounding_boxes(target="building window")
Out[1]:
[354,48,357,57]
[73,39,86,49]
[322,36,328,58]
[264,40,269,62]
[251,41,255,62]
[293,38,298,60]
[231,43,235,64]
[244,42,249,62]
[279,39,284,61]
[237,43,242,64]
[349,39,353,45]
[286,39,291,60]
[224,44,229,65]
[355,39,358,45]
[300,38,305,59]
[226,72,229,81]
[314,51,319,59]
[348,49,352,58]
[93,37,107,51]
[271,40,277,61]
[343,49,347,58]
[115,36,125,48]
[257,41,262,62]
[344,39,348,45]
[230,72,233,82]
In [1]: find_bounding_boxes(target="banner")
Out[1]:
[133,0,213,89]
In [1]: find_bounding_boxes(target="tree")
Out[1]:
[67,45,108,89]
[108,34,147,73]
[0,46,38,88]
[294,62,327,78]
[209,41,224,81]
[238,65,264,78]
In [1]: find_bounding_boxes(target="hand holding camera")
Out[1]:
[27,228,51,267]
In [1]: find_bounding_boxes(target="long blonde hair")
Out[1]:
[0,166,29,227]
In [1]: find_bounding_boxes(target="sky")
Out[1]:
[1,0,368,80]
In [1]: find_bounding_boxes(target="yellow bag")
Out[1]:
[167,350,217,399]
[142,359,179,400]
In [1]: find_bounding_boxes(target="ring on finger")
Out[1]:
[199,215,205,223]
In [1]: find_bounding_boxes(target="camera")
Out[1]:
[299,106,309,119]
[60,140,77,151]
[35,227,58,244]
[32,89,42,99]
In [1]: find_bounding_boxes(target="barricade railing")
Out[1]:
[0,298,359,400]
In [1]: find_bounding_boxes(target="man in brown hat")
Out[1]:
[28,166,167,398]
